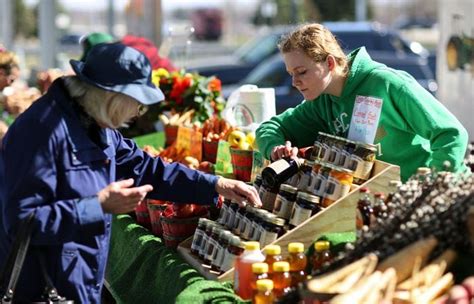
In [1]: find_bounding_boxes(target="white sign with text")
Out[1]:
[348,95,383,144]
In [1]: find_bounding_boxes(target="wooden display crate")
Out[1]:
[178,159,400,282]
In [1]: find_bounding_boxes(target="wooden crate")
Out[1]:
[178,160,400,282]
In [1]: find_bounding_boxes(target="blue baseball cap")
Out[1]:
[69,42,164,105]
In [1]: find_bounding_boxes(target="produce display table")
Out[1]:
[105,214,247,304]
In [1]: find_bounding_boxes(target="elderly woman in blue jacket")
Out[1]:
[0,43,261,303]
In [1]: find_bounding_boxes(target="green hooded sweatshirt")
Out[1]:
[256,47,469,181]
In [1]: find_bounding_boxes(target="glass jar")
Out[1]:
[273,184,298,220]
[296,160,315,192]
[327,134,346,165]
[226,200,239,229]
[256,210,272,244]
[241,206,256,240]
[220,235,245,272]
[310,133,325,161]
[191,218,210,255]
[199,221,216,259]
[341,139,357,168]
[311,163,333,198]
[249,209,266,241]
[211,230,232,272]
[260,216,286,247]
[260,184,279,212]
[322,166,354,207]
[217,199,231,225]
[204,225,223,264]
[289,192,321,229]
[349,142,377,184]
[233,205,247,235]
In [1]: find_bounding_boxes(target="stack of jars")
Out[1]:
[310,131,377,185]
[233,242,310,302]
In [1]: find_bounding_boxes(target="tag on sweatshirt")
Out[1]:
[348,95,383,144]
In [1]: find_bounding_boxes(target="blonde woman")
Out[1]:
[0,43,261,303]
[256,23,468,181]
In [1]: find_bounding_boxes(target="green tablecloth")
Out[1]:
[105,214,247,304]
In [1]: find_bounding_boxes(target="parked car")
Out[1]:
[188,22,433,85]
[222,51,437,114]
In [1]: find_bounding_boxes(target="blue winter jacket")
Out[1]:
[0,79,219,303]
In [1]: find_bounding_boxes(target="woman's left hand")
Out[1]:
[215,177,262,208]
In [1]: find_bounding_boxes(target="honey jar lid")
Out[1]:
[314,240,330,252]
[273,261,290,272]
[288,242,305,253]
[256,279,274,291]
[244,241,260,251]
[252,262,269,274]
[264,245,281,255]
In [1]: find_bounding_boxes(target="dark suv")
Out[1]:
[189,22,432,86]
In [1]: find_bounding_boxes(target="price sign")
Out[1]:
[214,140,234,177]
[176,126,202,161]
[348,95,383,144]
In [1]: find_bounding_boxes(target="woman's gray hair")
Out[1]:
[63,76,139,129]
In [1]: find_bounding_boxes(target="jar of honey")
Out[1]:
[272,261,292,298]
[322,166,354,207]
[250,262,269,296]
[264,245,283,275]
[287,242,307,287]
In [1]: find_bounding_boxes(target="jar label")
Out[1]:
[205,238,219,262]
[321,143,331,162]
[350,155,373,180]
[341,150,352,169]
[226,209,235,229]
[217,205,228,225]
[324,176,351,201]
[191,229,205,252]
[289,204,312,227]
[242,217,253,239]
[313,174,329,197]
[275,196,295,220]
[212,243,224,266]
[250,221,260,241]
[199,235,210,257]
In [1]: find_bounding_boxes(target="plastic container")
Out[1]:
[287,242,307,287]
[272,261,292,298]
[264,245,283,275]
[234,241,266,300]
[250,263,269,297]
[254,279,275,304]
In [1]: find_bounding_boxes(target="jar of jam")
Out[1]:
[296,160,315,192]
[220,235,245,272]
[322,167,354,207]
[260,184,279,212]
[256,210,272,244]
[310,133,325,161]
[204,225,223,264]
[241,206,256,240]
[260,216,286,247]
[273,184,298,221]
[320,134,335,163]
[341,139,356,168]
[327,135,345,165]
[249,209,266,241]
[233,205,247,235]
[217,199,231,225]
[289,192,321,229]
[226,200,239,229]
[191,218,210,255]
[199,221,216,259]
[211,230,233,272]
[311,163,332,198]
[349,142,377,184]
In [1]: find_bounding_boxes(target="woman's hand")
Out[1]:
[271,140,298,161]
[215,177,262,208]
[98,178,153,214]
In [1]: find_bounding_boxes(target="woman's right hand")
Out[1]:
[98,178,153,214]
[271,140,298,161]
